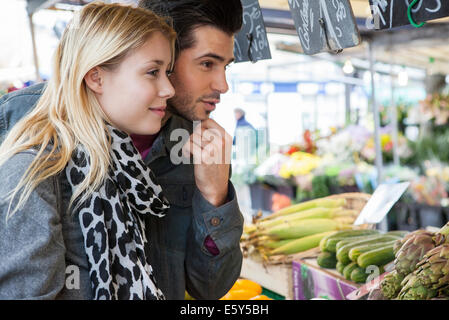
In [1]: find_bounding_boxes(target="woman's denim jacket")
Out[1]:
[0,84,243,300]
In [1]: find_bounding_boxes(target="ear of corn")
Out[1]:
[256,207,342,230]
[261,198,347,221]
[240,196,379,261]
[269,231,336,255]
[261,218,348,239]
[333,216,356,225]
[245,235,273,247]
[243,224,257,234]
[264,238,296,249]
[333,209,359,217]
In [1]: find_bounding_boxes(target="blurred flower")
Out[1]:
[408,175,448,206]
[419,93,449,125]
[279,151,322,179]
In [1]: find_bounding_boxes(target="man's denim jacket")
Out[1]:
[0,84,244,300]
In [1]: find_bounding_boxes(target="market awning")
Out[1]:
[259,0,449,74]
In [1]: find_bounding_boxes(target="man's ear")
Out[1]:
[84,67,104,94]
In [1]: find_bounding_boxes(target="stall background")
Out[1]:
[2,0,449,230]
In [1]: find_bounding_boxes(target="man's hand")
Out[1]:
[182,119,232,207]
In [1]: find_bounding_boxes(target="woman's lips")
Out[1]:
[149,106,166,117]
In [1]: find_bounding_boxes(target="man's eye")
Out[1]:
[201,61,213,68]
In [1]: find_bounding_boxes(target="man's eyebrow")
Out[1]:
[196,53,235,64]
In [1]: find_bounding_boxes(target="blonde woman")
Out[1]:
[0,2,176,300]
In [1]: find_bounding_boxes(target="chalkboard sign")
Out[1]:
[288,0,361,55]
[234,0,271,63]
[369,0,449,29]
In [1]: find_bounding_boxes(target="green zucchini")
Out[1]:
[335,234,386,251]
[336,235,400,264]
[350,265,386,284]
[385,230,409,238]
[350,266,368,283]
[336,261,346,275]
[343,262,359,280]
[319,236,329,252]
[317,251,337,269]
[357,245,395,268]
[348,240,397,262]
[322,229,380,253]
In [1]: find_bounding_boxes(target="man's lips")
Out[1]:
[202,100,219,112]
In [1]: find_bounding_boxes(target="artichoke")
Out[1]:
[393,229,429,255]
[367,288,387,300]
[434,222,449,246]
[380,270,404,299]
[394,230,436,276]
[397,244,449,300]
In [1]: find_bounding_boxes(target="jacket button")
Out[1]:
[210,217,220,227]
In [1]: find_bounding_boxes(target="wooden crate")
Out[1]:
[240,256,293,300]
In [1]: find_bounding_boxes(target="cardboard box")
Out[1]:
[292,258,359,300]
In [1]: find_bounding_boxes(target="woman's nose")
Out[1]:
[160,77,175,99]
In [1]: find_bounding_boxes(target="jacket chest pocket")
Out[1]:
[160,183,194,208]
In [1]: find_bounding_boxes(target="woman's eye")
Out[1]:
[147,69,159,77]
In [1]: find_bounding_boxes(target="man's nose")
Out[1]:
[211,70,229,94]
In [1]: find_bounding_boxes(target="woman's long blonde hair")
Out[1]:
[0,2,176,219]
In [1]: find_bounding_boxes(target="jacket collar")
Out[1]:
[145,114,194,164]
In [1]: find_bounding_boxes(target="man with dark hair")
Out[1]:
[0,0,244,300]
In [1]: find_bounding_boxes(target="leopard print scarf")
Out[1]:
[66,125,169,300]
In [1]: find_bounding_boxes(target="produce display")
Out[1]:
[241,192,449,300]
[369,222,449,300]
[220,279,272,300]
[317,230,409,283]
[241,196,367,259]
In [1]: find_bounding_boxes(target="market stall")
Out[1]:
[226,0,449,301]
[237,191,449,300]
[2,0,449,302]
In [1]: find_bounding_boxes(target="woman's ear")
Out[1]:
[84,67,104,94]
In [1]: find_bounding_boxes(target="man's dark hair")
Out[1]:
[139,0,243,54]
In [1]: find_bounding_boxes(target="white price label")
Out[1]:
[354,182,410,225]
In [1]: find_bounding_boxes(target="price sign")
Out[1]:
[369,0,449,29]
[288,0,361,55]
[234,0,271,63]
[354,182,410,226]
